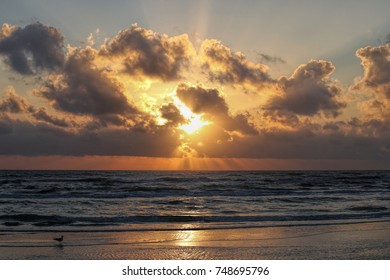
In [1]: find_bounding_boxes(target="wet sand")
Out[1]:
[0,221,389,259]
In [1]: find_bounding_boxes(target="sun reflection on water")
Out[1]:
[175,229,200,246]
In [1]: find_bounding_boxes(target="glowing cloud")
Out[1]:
[0,22,389,166]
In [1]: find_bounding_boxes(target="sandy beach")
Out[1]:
[1,221,389,260]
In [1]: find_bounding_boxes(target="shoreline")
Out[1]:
[1,219,390,233]
[1,221,389,260]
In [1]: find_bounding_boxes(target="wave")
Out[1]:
[347,206,388,212]
[1,212,390,228]
[1,170,389,233]
[1,220,390,235]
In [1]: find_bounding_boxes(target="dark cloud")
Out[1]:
[354,44,390,99]
[0,113,13,134]
[257,52,286,64]
[0,119,180,156]
[100,24,195,81]
[261,109,300,127]
[177,83,229,116]
[183,119,390,160]
[176,83,258,135]
[200,39,275,90]
[267,60,346,117]
[30,108,70,128]
[0,87,30,113]
[89,115,128,128]
[0,121,12,134]
[0,23,65,74]
[37,48,139,123]
[0,87,75,128]
[160,103,186,126]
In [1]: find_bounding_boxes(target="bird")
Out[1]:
[53,235,64,243]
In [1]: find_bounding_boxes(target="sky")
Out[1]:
[0,0,389,170]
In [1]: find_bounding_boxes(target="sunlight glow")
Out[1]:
[173,96,193,119]
[179,116,208,134]
[173,97,209,134]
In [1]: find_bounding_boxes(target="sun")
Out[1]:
[179,115,208,134]
[173,97,209,134]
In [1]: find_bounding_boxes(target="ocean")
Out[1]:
[0,170,389,233]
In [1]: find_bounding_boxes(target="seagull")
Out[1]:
[53,235,64,243]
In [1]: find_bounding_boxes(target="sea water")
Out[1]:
[0,171,389,233]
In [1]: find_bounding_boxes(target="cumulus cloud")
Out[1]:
[160,103,186,126]
[267,60,346,117]
[0,87,75,128]
[0,22,389,164]
[0,87,30,113]
[0,22,65,74]
[176,83,258,135]
[100,24,195,81]
[199,39,275,90]
[37,47,139,124]
[177,83,229,115]
[353,44,390,99]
